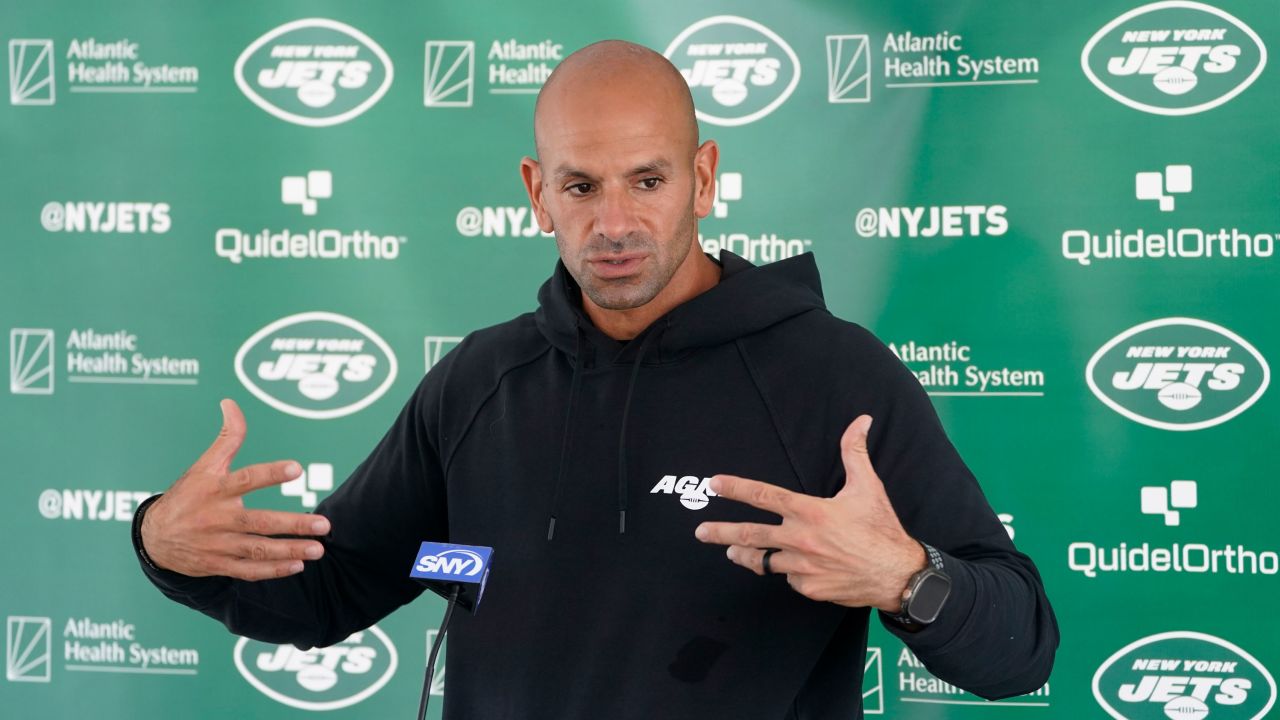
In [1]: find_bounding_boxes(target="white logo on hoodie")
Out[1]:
[650,475,719,510]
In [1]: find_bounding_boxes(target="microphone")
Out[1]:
[409,541,493,612]
[408,542,494,720]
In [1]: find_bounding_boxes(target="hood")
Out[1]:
[534,250,827,364]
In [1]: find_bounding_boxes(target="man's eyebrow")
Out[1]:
[553,165,597,182]
[628,159,673,176]
[551,159,674,183]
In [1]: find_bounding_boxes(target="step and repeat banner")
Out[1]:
[2,1,1277,718]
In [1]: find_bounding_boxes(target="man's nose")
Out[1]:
[593,186,640,241]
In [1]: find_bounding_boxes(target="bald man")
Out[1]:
[136,41,1057,719]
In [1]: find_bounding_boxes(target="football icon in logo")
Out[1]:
[1163,695,1209,720]
[1157,382,1202,411]
[680,489,710,510]
[1152,66,1198,96]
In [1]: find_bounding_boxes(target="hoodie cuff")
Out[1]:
[878,548,977,653]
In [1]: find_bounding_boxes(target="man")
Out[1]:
[135,41,1057,718]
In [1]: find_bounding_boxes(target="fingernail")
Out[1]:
[304,544,323,560]
[708,476,722,493]
[694,524,708,540]
[311,518,330,535]
[285,462,303,479]
[288,561,304,574]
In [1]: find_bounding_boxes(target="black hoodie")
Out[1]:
[138,251,1058,719]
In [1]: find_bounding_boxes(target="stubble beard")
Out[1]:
[561,230,693,311]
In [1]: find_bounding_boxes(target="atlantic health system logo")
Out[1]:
[8,40,55,105]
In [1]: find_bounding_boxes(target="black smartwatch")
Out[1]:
[893,543,951,626]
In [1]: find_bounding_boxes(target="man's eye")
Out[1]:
[568,183,593,196]
[640,177,662,190]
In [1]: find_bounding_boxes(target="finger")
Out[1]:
[724,545,793,576]
[695,521,786,549]
[839,415,879,487]
[222,534,326,563]
[196,399,247,473]
[227,507,331,536]
[221,460,305,497]
[707,474,801,517]
[207,557,306,582]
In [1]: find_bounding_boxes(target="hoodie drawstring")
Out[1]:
[546,325,660,540]
[616,329,659,535]
[546,324,585,541]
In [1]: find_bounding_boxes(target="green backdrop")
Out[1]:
[3,1,1277,718]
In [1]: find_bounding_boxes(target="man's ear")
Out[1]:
[520,156,555,233]
[692,140,720,220]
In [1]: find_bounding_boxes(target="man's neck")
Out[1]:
[583,250,722,341]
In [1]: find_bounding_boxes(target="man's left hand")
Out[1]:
[694,415,926,612]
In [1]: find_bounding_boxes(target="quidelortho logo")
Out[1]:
[856,205,1008,239]
[890,340,1045,397]
[1137,165,1191,211]
[1068,483,1278,579]
[1093,632,1276,719]
[1086,318,1269,431]
[1082,2,1267,116]
[235,312,398,420]
[216,171,405,263]
[696,171,811,264]
[650,475,719,510]
[281,463,333,508]
[41,201,171,233]
[39,488,151,521]
[664,16,800,127]
[9,40,55,105]
[282,171,331,215]
[235,18,393,127]
[1062,166,1276,266]
[1142,480,1197,526]
[234,626,397,711]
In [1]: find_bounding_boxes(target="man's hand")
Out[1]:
[140,399,332,581]
[694,415,925,612]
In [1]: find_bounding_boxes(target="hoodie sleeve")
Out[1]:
[857,328,1059,700]
[133,361,452,649]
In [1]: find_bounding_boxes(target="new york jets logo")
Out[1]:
[650,475,719,510]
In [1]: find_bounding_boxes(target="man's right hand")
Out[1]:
[140,399,332,581]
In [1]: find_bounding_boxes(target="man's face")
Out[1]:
[522,81,714,311]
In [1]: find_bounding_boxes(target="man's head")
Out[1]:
[521,40,719,314]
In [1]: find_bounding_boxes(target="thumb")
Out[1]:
[200,398,246,472]
[838,415,879,492]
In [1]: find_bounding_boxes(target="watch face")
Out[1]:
[909,572,952,624]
